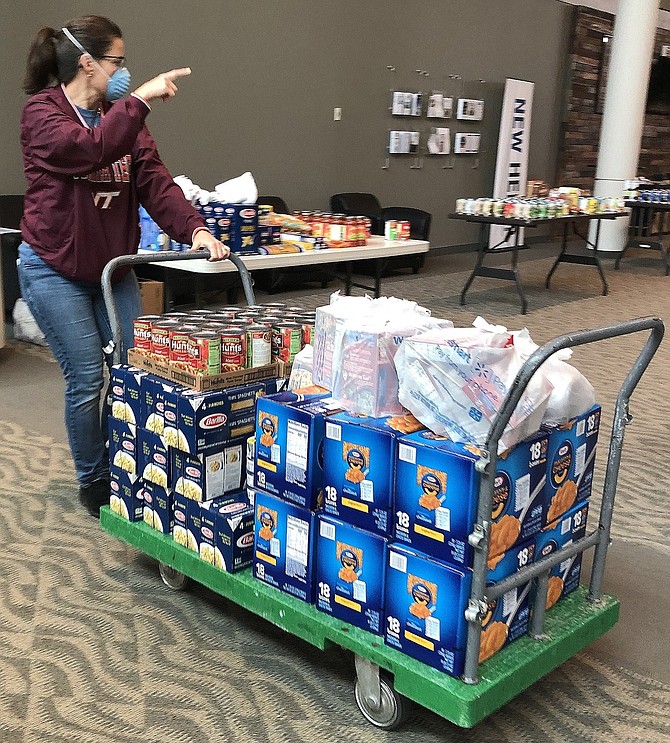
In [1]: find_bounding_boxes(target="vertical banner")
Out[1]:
[489,79,535,249]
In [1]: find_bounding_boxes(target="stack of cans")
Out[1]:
[132,304,316,376]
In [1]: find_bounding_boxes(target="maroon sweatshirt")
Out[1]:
[20,85,206,283]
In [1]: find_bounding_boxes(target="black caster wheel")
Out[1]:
[354,672,411,731]
[158,562,190,591]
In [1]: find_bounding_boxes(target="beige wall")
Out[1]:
[1,1,573,248]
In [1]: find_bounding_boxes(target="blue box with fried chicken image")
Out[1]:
[394,429,548,568]
[315,515,388,634]
[322,411,424,536]
[252,489,316,603]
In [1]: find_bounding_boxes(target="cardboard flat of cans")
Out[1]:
[127,348,279,392]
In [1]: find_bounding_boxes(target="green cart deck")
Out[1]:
[101,507,620,728]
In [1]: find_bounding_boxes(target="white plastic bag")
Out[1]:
[395,317,553,452]
[510,332,596,425]
[289,344,315,390]
[12,298,48,346]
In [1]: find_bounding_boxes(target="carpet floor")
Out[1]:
[0,245,669,742]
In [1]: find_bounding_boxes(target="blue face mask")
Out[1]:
[62,26,131,102]
[105,67,131,102]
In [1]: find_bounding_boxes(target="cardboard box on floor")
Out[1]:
[139,279,164,315]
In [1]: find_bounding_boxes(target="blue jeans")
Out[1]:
[17,243,141,486]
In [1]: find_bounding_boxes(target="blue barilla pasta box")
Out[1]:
[322,411,425,536]
[255,391,342,510]
[394,429,548,568]
[143,481,173,535]
[200,494,254,572]
[253,489,316,603]
[109,465,143,522]
[172,490,191,549]
[315,515,387,634]
[170,438,246,502]
[480,538,536,663]
[110,364,147,426]
[176,383,263,455]
[137,427,170,489]
[543,405,601,525]
[534,500,589,610]
[384,544,470,677]
[139,373,169,435]
[108,417,137,477]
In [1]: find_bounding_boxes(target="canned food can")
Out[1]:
[492,199,504,218]
[188,331,221,375]
[169,324,199,365]
[151,319,181,358]
[259,302,287,309]
[218,306,243,314]
[219,327,247,372]
[456,198,466,214]
[207,312,238,322]
[399,220,411,239]
[384,220,398,241]
[245,324,272,368]
[236,311,263,321]
[133,315,161,351]
[272,322,304,363]
[163,312,190,319]
[285,306,306,313]
[481,199,492,217]
[187,309,215,317]
[300,319,315,346]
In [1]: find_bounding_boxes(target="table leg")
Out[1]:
[194,276,205,308]
[460,223,487,306]
[545,222,568,288]
[591,219,609,295]
[344,262,352,295]
[374,259,382,298]
[511,232,528,315]
[164,268,174,311]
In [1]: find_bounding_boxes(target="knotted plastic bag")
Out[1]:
[395,317,553,453]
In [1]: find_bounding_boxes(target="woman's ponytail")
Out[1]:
[23,27,59,95]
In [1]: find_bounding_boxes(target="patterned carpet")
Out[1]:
[1,246,669,742]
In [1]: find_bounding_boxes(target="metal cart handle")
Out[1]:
[463,315,664,684]
[101,250,256,365]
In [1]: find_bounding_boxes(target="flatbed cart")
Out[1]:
[100,251,664,730]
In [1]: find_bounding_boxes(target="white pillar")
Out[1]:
[591,0,660,251]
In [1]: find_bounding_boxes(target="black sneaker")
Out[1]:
[79,478,110,519]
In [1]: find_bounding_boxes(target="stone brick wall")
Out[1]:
[557,6,670,191]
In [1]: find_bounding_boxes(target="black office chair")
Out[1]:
[379,206,431,273]
[330,192,383,235]
[0,195,24,317]
[257,195,288,214]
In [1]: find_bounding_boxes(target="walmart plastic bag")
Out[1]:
[395,317,553,452]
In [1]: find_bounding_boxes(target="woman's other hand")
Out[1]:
[134,67,192,103]
[190,230,230,261]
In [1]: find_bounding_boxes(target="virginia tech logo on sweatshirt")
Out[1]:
[74,155,132,208]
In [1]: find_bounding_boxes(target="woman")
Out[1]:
[18,15,229,517]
